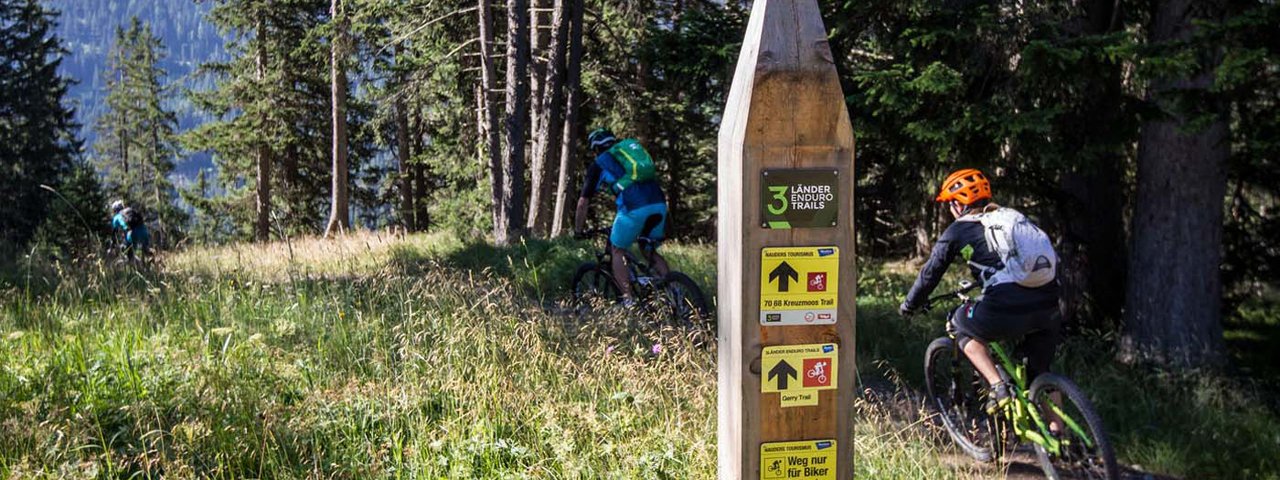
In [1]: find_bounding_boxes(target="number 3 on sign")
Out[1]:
[767,186,788,215]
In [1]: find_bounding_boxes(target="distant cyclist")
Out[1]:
[574,128,670,306]
[899,169,1061,420]
[110,200,150,262]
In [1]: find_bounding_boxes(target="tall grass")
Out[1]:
[1,233,713,478]
[2,233,1277,478]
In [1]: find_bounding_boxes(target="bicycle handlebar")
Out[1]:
[922,281,979,311]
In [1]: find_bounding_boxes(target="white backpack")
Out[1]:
[960,207,1057,288]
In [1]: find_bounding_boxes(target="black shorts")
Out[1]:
[951,283,1061,380]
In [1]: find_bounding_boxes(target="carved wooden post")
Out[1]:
[717,0,856,477]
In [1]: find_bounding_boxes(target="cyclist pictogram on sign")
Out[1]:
[761,343,838,408]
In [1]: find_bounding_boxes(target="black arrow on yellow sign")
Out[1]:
[768,359,798,390]
[769,261,800,292]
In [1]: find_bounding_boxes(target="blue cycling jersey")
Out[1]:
[112,212,150,247]
[580,150,666,211]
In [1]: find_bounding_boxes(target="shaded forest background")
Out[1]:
[3,0,1279,371]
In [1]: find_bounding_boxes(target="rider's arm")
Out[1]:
[579,161,602,199]
[903,222,969,309]
[575,162,603,231]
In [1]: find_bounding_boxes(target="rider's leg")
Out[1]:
[646,250,671,276]
[124,231,137,262]
[953,304,1012,413]
[1025,329,1066,433]
[962,338,1004,386]
[640,208,670,276]
[609,211,640,301]
[611,244,633,298]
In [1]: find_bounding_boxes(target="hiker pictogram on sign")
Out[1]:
[760,246,839,325]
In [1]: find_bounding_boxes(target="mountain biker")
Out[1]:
[110,200,150,262]
[899,169,1061,419]
[574,128,670,306]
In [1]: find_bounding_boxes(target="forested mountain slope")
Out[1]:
[46,0,226,177]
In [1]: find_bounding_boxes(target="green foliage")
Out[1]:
[0,0,86,258]
[185,0,379,240]
[6,235,1278,477]
[0,233,718,477]
[31,162,109,259]
[91,17,188,246]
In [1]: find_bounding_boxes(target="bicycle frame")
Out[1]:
[930,284,1094,459]
[981,339,1095,457]
[581,229,660,300]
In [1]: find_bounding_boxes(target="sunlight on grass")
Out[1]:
[4,234,1277,478]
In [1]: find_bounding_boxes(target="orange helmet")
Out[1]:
[935,168,992,205]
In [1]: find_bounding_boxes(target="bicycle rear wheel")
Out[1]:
[924,337,999,463]
[657,271,711,330]
[1029,373,1119,480]
[571,263,621,307]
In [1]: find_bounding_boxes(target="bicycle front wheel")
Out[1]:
[571,262,621,307]
[658,271,711,330]
[1029,373,1119,480]
[924,337,999,463]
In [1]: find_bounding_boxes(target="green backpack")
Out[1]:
[607,139,657,192]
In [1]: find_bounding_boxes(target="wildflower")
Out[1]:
[650,343,663,355]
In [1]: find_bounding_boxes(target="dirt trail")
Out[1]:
[859,377,1176,480]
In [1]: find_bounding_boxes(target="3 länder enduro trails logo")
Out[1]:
[761,169,840,229]
[760,246,839,325]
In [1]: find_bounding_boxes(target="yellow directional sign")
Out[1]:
[760,246,839,325]
[760,439,837,480]
[761,343,838,394]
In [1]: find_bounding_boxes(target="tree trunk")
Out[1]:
[1122,0,1229,368]
[529,0,549,149]
[1055,0,1127,330]
[527,0,569,235]
[324,0,351,237]
[478,0,504,239]
[395,94,415,231]
[411,109,429,230]
[414,162,428,230]
[254,13,272,242]
[914,193,935,260]
[500,0,531,245]
[549,0,583,237]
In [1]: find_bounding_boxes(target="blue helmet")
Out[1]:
[587,128,617,152]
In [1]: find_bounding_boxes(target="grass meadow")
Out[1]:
[2,232,1278,478]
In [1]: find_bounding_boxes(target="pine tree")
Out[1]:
[0,0,84,255]
[91,17,185,246]
[187,0,340,241]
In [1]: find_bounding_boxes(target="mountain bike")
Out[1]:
[921,281,1118,480]
[571,228,711,330]
[105,233,154,269]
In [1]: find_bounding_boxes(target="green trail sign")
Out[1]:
[761,169,840,229]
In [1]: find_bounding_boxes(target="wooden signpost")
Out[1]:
[716,0,855,477]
